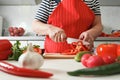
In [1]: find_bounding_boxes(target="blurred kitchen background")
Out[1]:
[0,0,120,36]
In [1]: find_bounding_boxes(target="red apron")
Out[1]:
[45,0,95,53]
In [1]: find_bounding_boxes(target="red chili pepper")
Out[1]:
[0,61,53,78]
[0,39,12,51]
[0,50,12,60]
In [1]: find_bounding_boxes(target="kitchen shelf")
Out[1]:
[0,36,45,41]
[0,36,120,41]
[95,37,120,41]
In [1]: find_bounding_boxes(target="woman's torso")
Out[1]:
[35,0,101,23]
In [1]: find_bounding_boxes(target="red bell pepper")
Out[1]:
[0,50,12,60]
[61,41,89,55]
[0,61,53,78]
[0,39,12,60]
[0,39,12,51]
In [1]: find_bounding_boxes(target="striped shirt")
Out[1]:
[35,0,101,23]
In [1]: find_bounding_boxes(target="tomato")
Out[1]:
[117,45,120,57]
[13,28,19,34]
[33,48,42,54]
[23,45,42,54]
[81,54,104,68]
[8,27,14,32]
[96,43,118,64]
[86,55,105,68]
[81,54,92,67]
[8,27,25,36]
[102,56,115,64]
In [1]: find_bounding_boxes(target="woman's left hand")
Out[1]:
[79,31,94,50]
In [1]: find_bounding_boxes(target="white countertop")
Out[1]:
[0,36,45,41]
[0,36,120,41]
[0,59,120,80]
[96,37,120,41]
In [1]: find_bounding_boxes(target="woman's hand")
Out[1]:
[79,31,94,50]
[48,25,67,42]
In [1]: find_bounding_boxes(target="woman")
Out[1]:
[32,0,103,53]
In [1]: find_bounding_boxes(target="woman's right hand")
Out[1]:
[47,25,67,42]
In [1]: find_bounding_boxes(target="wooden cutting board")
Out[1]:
[43,53,75,59]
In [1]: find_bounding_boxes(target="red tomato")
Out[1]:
[8,27,25,36]
[96,43,118,64]
[33,48,42,54]
[86,55,105,68]
[117,45,120,57]
[81,54,92,67]
[81,54,104,68]
[10,32,15,36]
[13,28,19,34]
[18,32,24,36]
[8,27,14,32]
[102,56,115,64]
[23,48,42,54]
[18,27,25,33]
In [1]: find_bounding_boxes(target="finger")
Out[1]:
[57,33,61,42]
[51,32,58,42]
[79,35,84,40]
[49,32,56,41]
[55,32,62,42]
[83,35,89,42]
[61,33,67,42]
[54,33,59,42]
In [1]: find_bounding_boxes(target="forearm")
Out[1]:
[87,15,103,40]
[32,19,51,35]
[87,24,103,40]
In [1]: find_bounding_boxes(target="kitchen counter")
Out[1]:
[0,36,120,41]
[0,36,45,41]
[0,36,119,48]
[96,37,120,41]
[0,59,120,80]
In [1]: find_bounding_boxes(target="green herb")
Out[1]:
[8,40,23,61]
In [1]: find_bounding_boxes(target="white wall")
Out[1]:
[0,5,39,36]
[0,5,120,36]
[101,6,120,33]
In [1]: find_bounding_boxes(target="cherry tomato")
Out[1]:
[13,29,19,34]
[96,43,118,64]
[18,27,25,33]
[8,27,14,32]
[33,48,42,54]
[23,48,42,54]
[8,27,25,36]
[10,32,15,36]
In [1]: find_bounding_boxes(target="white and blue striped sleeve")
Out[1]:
[35,0,50,23]
[92,0,101,15]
